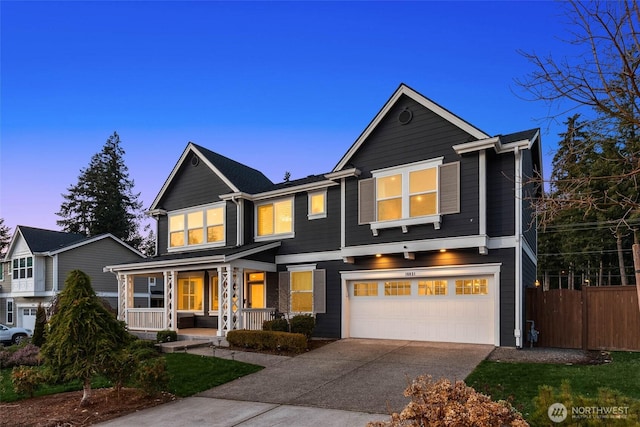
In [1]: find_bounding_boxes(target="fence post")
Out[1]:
[582,286,588,351]
[633,243,640,313]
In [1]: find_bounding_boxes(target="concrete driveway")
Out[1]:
[100,339,493,426]
[200,339,493,414]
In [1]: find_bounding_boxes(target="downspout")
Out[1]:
[340,178,346,249]
[514,146,523,348]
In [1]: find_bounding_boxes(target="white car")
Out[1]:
[0,323,33,345]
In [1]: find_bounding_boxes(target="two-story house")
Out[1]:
[0,226,147,330]
[105,84,541,348]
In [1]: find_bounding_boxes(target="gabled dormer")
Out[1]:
[148,142,274,254]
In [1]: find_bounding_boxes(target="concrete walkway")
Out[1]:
[99,339,493,426]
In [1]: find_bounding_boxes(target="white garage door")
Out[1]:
[348,276,495,344]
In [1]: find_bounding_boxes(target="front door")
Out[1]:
[246,272,265,308]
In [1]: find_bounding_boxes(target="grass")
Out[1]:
[0,353,263,402]
[465,351,640,420]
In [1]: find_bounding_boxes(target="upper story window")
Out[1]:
[256,198,294,240]
[12,256,33,279]
[359,158,460,234]
[308,190,327,220]
[168,202,225,251]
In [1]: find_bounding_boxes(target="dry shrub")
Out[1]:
[368,375,528,427]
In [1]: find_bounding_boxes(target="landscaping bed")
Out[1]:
[0,387,176,427]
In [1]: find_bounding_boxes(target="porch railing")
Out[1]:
[126,308,165,331]
[242,308,275,330]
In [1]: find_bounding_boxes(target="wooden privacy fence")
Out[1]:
[526,286,640,351]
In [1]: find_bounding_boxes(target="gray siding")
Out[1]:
[522,149,537,251]
[157,151,234,211]
[345,155,480,246]
[45,257,54,291]
[486,150,515,237]
[57,238,142,294]
[278,186,341,254]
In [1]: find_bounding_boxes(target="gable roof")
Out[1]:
[4,226,145,261]
[333,83,491,171]
[150,142,274,210]
[9,226,87,255]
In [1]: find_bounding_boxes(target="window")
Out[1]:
[358,159,460,233]
[0,263,3,281]
[210,275,219,311]
[177,276,204,311]
[455,278,488,295]
[6,299,13,324]
[12,256,33,279]
[418,280,447,296]
[353,282,378,296]
[168,203,225,250]
[384,281,411,296]
[308,191,327,219]
[148,277,156,287]
[376,166,437,221]
[256,198,293,238]
[291,271,313,312]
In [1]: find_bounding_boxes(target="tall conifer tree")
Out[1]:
[57,132,143,247]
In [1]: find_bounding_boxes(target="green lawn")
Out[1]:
[0,353,262,403]
[465,351,640,421]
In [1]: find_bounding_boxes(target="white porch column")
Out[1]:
[219,264,244,335]
[164,270,176,330]
[117,274,128,322]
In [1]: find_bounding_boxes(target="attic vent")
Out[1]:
[398,108,413,125]
[191,156,200,167]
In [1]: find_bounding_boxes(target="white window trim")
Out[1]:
[371,157,443,234]
[307,190,327,220]
[286,264,316,314]
[254,197,295,242]
[167,202,226,252]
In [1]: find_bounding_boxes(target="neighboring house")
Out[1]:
[0,226,147,331]
[105,83,541,347]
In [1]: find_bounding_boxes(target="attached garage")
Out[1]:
[341,264,501,346]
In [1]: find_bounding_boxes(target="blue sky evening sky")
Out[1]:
[1,1,578,233]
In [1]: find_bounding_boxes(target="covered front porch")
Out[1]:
[104,242,281,336]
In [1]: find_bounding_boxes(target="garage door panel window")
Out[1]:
[384,281,411,296]
[455,279,488,295]
[418,280,447,296]
[354,282,378,296]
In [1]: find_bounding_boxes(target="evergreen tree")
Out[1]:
[57,132,144,247]
[31,303,47,347]
[40,270,133,406]
[0,218,11,254]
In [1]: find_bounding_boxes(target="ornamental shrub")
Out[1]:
[227,330,307,354]
[31,303,47,347]
[367,375,528,427]
[11,366,47,398]
[290,314,315,339]
[157,330,178,343]
[263,318,289,332]
[134,357,169,397]
[8,344,41,367]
